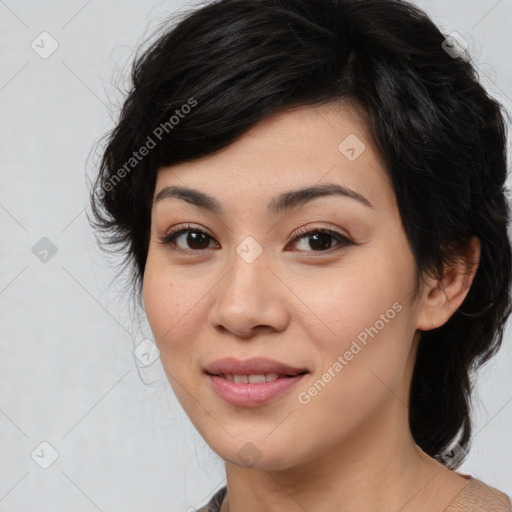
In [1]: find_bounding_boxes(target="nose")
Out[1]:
[208,243,291,338]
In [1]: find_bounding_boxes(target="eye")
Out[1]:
[157,224,218,252]
[287,225,354,253]
[157,224,354,253]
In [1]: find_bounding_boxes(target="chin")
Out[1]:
[208,435,304,471]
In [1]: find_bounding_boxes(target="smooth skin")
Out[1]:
[142,102,480,512]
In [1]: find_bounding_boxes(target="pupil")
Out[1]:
[310,232,331,250]
[189,231,209,249]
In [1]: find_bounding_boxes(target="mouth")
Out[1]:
[203,356,309,377]
[206,371,308,384]
[205,371,308,407]
[203,357,309,406]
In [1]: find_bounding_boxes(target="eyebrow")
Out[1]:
[153,183,373,214]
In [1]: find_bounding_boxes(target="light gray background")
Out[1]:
[1,1,511,511]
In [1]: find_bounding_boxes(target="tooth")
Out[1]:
[224,373,283,383]
[248,374,266,384]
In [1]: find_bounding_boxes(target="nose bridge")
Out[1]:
[210,233,289,336]
[224,233,271,306]
[235,233,265,266]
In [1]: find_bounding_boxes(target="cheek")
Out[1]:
[142,258,223,393]
[143,264,207,408]
[294,281,412,440]
[143,265,172,343]
[298,258,409,344]
[297,239,416,386]
[143,258,198,357]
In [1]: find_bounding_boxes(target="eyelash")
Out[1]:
[157,223,354,255]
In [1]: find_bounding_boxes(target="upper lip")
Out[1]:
[204,357,308,376]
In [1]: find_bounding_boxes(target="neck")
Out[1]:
[220,399,465,512]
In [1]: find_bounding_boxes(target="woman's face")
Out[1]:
[143,103,426,470]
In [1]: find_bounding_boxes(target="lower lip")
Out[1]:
[206,373,307,407]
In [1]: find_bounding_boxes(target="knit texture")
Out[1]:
[195,477,511,511]
[443,476,511,511]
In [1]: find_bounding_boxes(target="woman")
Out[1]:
[89,0,512,510]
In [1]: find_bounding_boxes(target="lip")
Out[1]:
[206,373,307,407]
[203,357,308,376]
[204,357,309,407]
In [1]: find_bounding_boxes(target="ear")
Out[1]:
[416,236,481,331]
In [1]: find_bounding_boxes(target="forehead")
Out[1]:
[153,102,393,213]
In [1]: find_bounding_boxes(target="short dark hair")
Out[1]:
[88,0,512,466]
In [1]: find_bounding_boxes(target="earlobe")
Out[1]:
[416,236,481,331]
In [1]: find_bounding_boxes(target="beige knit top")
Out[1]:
[444,475,511,511]
[196,475,511,511]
